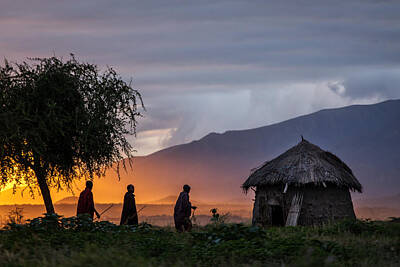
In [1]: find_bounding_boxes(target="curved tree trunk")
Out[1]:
[36,170,55,214]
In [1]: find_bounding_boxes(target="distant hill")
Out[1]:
[55,196,78,205]
[145,195,204,205]
[104,99,400,202]
[4,100,398,206]
[354,193,400,210]
[146,195,177,204]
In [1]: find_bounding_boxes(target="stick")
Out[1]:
[123,205,147,225]
[94,204,114,221]
[100,204,114,216]
[137,205,147,214]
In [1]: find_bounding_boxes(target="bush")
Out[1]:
[319,219,389,236]
[0,216,398,266]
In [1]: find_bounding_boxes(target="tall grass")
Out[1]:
[0,215,399,266]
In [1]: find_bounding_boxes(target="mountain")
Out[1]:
[145,195,178,204]
[55,196,79,205]
[0,100,398,211]
[145,195,204,205]
[354,193,400,209]
[103,99,400,203]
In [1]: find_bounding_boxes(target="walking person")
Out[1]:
[77,181,100,220]
[174,184,196,232]
[120,184,138,225]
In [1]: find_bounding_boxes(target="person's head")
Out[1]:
[86,181,93,190]
[127,184,134,193]
[183,184,191,193]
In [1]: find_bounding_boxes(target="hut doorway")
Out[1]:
[270,205,284,226]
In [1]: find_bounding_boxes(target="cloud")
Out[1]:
[1,0,400,154]
[328,69,400,100]
[136,83,357,152]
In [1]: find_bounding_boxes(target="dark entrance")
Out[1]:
[271,205,284,226]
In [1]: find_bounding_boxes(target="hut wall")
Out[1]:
[252,184,356,226]
[253,185,287,226]
[297,186,356,225]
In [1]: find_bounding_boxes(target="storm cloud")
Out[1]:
[1,0,400,154]
[329,69,400,99]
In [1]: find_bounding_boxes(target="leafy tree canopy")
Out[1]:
[0,55,143,213]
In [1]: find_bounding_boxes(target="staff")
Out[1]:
[100,204,114,216]
[124,205,147,225]
[93,204,114,221]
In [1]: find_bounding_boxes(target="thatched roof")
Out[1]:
[242,139,362,192]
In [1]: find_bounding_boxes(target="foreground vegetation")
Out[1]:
[0,215,399,266]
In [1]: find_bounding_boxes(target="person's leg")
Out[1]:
[183,218,192,232]
[175,219,183,232]
[128,218,138,226]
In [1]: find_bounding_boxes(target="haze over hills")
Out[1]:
[354,193,400,210]
[55,196,79,205]
[145,195,180,204]
[101,99,400,203]
[1,100,399,207]
[145,195,206,205]
[124,100,400,200]
[0,187,68,205]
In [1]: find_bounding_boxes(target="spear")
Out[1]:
[137,205,147,214]
[123,205,147,225]
[95,204,114,220]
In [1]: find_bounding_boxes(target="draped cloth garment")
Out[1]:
[77,188,95,219]
[120,192,138,225]
[174,191,192,231]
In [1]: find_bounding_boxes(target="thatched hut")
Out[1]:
[242,139,362,226]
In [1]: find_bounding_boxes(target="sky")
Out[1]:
[1,0,400,156]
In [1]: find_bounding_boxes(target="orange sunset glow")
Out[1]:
[0,173,173,205]
[1,1,400,265]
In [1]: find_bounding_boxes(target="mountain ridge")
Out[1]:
[115,99,400,202]
[3,100,398,212]
[149,99,400,158]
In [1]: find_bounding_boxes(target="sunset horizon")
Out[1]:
[1,1,399,265]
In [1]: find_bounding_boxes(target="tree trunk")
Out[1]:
[36,170,55,214]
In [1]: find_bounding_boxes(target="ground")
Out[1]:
[0,215,399,266]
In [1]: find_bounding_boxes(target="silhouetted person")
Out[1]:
[77,181,100,220]
[120,184,138,225]
[174,184,197,232]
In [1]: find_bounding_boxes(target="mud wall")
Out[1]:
[252,184,356,226]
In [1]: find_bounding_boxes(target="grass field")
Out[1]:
[0,214,399,266]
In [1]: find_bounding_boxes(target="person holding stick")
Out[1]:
[174,184,197,232]
[77,181,100,220]
[120,184,138,225]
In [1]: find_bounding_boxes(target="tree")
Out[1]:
[0,55,143,213]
